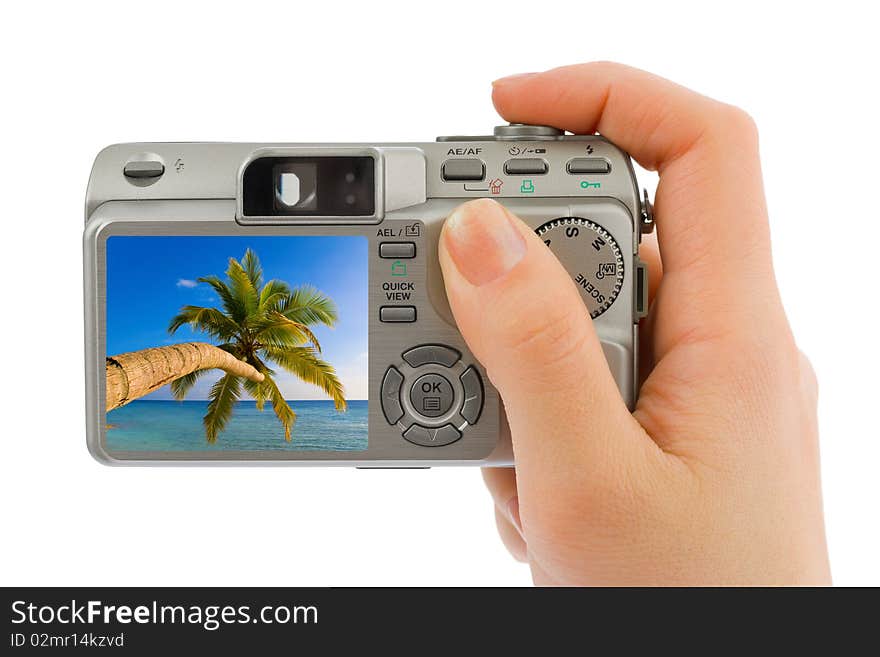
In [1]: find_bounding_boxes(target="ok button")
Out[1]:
[410,373,455,418]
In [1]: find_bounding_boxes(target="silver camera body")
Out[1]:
[84,124,652,467]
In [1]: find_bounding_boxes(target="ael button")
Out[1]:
[379,242,416,259]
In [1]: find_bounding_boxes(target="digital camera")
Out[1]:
[84,124,653,466]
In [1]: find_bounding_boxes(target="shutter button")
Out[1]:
[493,124,564,140]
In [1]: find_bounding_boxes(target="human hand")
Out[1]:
[438,62,830,585]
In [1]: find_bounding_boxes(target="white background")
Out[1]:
[1,1,877,586]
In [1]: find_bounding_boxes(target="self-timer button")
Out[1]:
[503,158,548,175]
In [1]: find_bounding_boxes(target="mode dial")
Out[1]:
[536,217,624,319]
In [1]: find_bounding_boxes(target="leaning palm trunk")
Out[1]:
[106,342,265,412]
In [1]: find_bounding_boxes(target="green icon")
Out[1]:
[580,180,601,189]
[391,260,408,277]
[520,179,535,194]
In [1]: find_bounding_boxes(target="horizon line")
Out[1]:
[129,398,368,403]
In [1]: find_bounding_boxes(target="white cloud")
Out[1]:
[176,278,198,288]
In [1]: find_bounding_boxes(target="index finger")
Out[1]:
[493,62,747,173]
[492,62,779,352]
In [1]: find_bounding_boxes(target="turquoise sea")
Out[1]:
[106,399,368,452]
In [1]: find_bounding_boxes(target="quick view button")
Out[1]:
[379,306,416,323]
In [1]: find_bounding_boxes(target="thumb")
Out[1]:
[438,199,654,492]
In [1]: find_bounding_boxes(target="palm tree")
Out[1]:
[106,342,265,412]
[167,249,346,443]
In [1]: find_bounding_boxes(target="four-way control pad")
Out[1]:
[381,344,484,448]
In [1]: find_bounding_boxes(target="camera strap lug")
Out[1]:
[639,188,655,237]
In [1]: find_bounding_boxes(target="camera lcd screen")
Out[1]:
[104,235,369,453]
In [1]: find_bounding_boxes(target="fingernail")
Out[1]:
[507,496,523,535]
[492,72,538,86]
[444,200,527,286]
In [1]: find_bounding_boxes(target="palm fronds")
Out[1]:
[225,258,260,322]
[197,275,246,324]
[264,345,347,411]
[241,248,264,290]
[168,305,240,340]
[261,375,297,441]
[253,312,322,352]
[277,285,338,327]
[258,279,292,312]
[170,368,210,401]
[203,373,242,443]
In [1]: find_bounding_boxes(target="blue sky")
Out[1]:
[106,235,369,401]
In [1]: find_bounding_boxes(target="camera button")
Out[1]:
[494,124,563,140]
[566,157,611,174]
[460,366,484,425]
[503,158,548,175]
[409,373,455,419]
[402,344,461,368]
[442,158,485,181]
[123,159,165,179]
[403,423,462,447]
[379,306,416,323]
[380,366,405,425]
[379,242,416,259]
